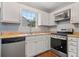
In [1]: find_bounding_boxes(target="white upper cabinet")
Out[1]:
[0,3,2,20]
[38,11,49,26]
[38,11,56,26]
[1,2,20,23]
[0,2,1,8]
[49,13,56,26]
[70,3,79,23]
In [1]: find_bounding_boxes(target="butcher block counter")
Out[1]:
[68,32,79,38]
[0,32,51,39]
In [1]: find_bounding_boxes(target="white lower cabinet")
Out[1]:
[68,52,77,57]
[78,38,79,57]
[0,39,1,57]
[68,37,78,57]
[25,41,38,57]
[25,35,50,57]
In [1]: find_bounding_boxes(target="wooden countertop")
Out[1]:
[2,31,79,38]
[0,32,51,39]
[68,32,79,37]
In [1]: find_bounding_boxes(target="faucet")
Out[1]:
[29,26,32,34]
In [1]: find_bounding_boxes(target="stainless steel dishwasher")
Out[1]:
[2,37,25,57]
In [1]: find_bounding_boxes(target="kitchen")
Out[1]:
[0,2,79,57]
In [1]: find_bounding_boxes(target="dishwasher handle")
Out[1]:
[2,37,25,44]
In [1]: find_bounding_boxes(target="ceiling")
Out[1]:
[19,2,74,13]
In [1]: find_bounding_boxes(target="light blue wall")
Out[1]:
[0,23,19,32]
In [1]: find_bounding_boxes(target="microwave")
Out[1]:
[55,9,71,21]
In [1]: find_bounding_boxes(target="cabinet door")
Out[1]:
[25,41,38,57]
[25,35,50,57]
[25,36,41,57]
[71,3,79,23]
[2,2,20,22]
[35,35,50,54]
[0,39,1,57]
[68,37,78,57]
[49,13,56,26]
[0,2,1,8]
[38,12,49,26]
[42,35,50,51]
[68,52,77,57]
[25,36,36,57]
[77,38,79,57]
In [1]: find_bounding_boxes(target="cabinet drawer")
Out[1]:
[68,37,77,42]
[0,39,1,57]
[68,41,77,46]
[26,37,36,42]
[68,52,77,57]
[26,36,42,42]
[68,46,77,53]
[26,35,49,42]
[68,39,77,42]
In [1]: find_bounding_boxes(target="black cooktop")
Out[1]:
[51,31,73,36]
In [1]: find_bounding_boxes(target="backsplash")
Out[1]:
[72,24,79,32]
[0,23,19,32]
[57,21,72,31]
[49,26,57,33]
[0,20,79,33]
[0,20,49,32]
[50,22,79,32]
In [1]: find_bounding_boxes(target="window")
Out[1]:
[21,9,37,27]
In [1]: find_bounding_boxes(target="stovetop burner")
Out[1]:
[51,31,73,36]
[51,33,67,36]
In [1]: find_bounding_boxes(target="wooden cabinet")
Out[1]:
[25,35,50,57]
[1,2,20,23]
[68,37,78,57]
[70,3,79,23]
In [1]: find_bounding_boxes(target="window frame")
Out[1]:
[20,9,38,28]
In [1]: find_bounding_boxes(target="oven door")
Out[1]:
[51,38,67,56]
